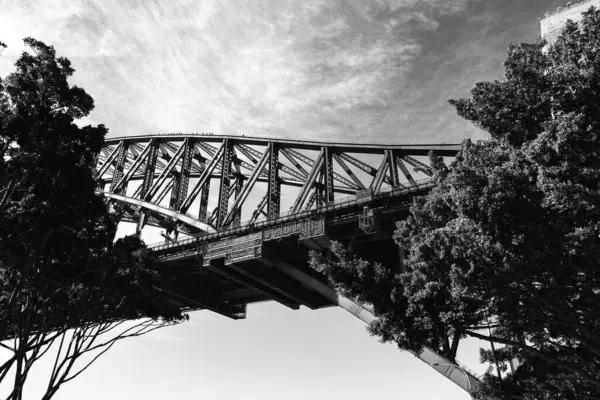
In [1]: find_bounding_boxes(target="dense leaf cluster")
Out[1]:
[0,38,184,340]
[314,8,600,399]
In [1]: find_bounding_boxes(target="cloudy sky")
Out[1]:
[0,1,573,399]
[0,0,563,145]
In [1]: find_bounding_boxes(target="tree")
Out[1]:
[0,38,187,400]
[312,7,600,399]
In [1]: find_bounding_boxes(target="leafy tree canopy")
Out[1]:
[0,38,185,399]
[314,7,600,400]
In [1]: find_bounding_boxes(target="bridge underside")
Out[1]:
[153,188,414,320]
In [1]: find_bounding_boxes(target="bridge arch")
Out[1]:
[103,192,216,234]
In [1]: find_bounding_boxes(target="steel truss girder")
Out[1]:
[97,136,461,237]
[222,144,271,226]
[291,150,324,213]
[110,141,129,193]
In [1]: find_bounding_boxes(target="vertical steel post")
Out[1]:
[267,144,280,218]
[323,147,334,204]
[217,139,233,227]
[140,140,159,198]
[170,139,193,210]
[199,177,210,222]
[387,150,400,187]
[136,139,159,235]
[233,176,243,226]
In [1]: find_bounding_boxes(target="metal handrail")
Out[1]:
[148,178,435,251]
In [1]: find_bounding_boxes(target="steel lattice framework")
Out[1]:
[95,134,486,395]
[97,133,461,235]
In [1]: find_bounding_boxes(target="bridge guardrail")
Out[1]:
[148,178,435,252]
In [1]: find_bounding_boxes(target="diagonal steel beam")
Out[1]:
[250,193,268,223]
[97,143,122,178]
[291,150,324,213]
[285,148,359,190]
[143,141,186,201]
[339,152,392,185]
[131,142,168,171]
[397,157,417,186]
[179,142,225,214]
[401,155,434,177]
[102,192,215,233]
[198,178,210,222]
[155,179,174,207]
[236,144,303,182]
[228,145,269,179]
[208,206,218,226]
[110,141,130,193]
[303,191,317,211]
[332,153,365,190]
[370,152,389,193]
[112,141,152,194]
[222,144,271,226]
[233,177,243,226]
[280,148,309,177]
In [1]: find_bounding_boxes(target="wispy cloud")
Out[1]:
[0,0,543,144]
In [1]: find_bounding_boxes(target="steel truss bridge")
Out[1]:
[96,133,482,395]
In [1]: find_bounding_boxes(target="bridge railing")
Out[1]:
[148,178,435,252]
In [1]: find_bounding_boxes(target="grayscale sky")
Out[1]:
[0,1,568,399]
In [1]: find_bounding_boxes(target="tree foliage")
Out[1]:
[0,38,186,399]
[313,7,600,399]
